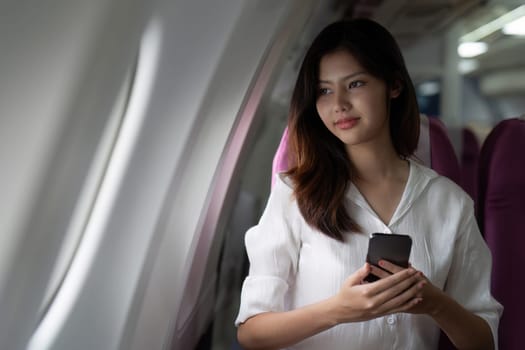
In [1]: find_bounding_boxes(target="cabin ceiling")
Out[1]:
[339,0,525,75]
[341,0,485,49]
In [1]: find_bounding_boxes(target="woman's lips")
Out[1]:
[335,117,359,130]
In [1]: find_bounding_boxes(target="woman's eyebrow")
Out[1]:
[318,71,367,84]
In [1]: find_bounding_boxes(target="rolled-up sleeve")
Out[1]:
[235,177,301,326]
[444,199,503,348]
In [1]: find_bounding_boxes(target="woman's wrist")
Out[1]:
[319,295,343,327]
[426,286,449,318]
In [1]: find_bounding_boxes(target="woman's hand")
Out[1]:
[372,260,444,316]
[331,263,423,324]
[374,260,495,349]
[237,263,422,350]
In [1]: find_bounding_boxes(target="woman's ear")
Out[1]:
[390,80,403,99]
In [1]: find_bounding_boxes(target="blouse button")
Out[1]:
[386,315,396,325]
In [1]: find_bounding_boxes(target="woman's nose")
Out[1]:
[333,91,350,112]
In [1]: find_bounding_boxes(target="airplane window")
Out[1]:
[38,60,137,317]
[32,60,137,343]
[30,19,162,349]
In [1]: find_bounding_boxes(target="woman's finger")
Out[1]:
[376,279,425,314]
[345,263,372,286]
[368,264,391,279]
[377,259,406,274]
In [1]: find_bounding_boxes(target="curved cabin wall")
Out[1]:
[0,0,150,349]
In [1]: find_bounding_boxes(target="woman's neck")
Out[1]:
[347,144,408,184]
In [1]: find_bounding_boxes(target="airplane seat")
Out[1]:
[460,127,480,203]
[476,117,525,350]
[424,116,461,350]
[271,125,290,188]
[426,116,461,185]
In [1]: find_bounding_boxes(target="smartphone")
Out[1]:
[364,233,412,282]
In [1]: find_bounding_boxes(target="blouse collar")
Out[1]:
[347,159,438,227]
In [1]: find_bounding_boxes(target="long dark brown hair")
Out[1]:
[286,18,420,241]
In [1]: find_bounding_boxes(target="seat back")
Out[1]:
[477,118,525,350]
[271,126,290,188]
[427,117,461,185]
[460,127,480,202]
[425,117,461,350]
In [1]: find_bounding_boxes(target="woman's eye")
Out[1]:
[349,81,365,89]
[318,87,331,95]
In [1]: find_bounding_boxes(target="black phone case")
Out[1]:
[364,233,412,282]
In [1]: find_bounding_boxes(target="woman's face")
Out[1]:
[315,49,400,152]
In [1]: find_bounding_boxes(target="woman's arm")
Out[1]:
[237,298,339,350]
[238,263,422,350]
[430,290,494,350]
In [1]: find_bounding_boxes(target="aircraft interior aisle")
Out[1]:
[0,0,524,349]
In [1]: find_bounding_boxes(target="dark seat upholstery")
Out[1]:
[427,117,461,185]
[477,117,525,350]
[426,117,461,350]
[460,127,481,203]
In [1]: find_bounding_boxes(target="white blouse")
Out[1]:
[235,160,502,350]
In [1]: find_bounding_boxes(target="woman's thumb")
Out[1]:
[346,263,371,285]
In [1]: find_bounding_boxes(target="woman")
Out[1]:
[235,18,502,350]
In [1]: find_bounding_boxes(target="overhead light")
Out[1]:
[460,5,525,42]
[502,15,525,35]
[457,42,488,58]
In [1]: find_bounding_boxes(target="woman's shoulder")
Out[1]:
[411,160,473,206]
[268,173,305,220]
[274,172,295,192]
[266,172,296,209]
